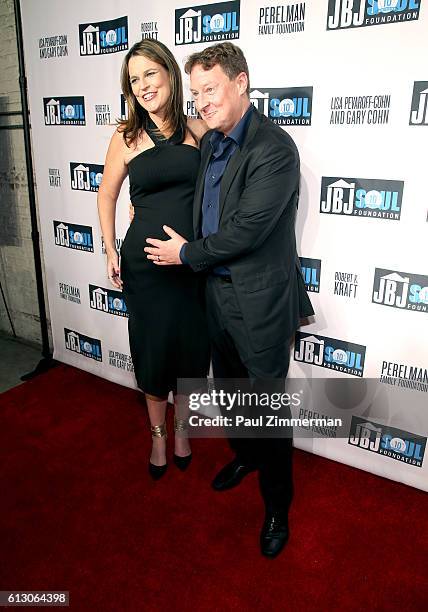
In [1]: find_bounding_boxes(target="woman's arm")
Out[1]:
[97,128,128,288]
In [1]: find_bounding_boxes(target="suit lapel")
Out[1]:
[218,148,244,218]
[193,136,212,238]
[218,109,262,219]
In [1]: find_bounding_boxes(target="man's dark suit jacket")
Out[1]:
[184,107,314,353]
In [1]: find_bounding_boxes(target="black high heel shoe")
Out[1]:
[173,416,192,471]
[149,422,167,480]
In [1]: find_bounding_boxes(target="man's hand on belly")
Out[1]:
[144,225,187,266]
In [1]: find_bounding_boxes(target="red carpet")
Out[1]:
[1,364,427,611]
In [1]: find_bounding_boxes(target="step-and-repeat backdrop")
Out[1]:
[21,0,427,491]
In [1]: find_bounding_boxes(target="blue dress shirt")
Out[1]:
[180,104,254,274]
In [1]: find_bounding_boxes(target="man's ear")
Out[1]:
[236,71,248,96]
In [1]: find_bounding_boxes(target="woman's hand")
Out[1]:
[107,250,123,289]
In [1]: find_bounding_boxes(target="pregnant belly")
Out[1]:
[127,206,194,243]
[121,216,193,271]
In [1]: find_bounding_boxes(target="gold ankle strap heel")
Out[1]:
[173,416,192,471]
[149,422,167,480]
[151,422,167,438]
[174,416,188,432]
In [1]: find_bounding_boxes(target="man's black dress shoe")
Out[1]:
[211,458,255,491]
[260,511,289,558]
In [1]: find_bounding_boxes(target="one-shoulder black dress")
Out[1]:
[121,122,210,397]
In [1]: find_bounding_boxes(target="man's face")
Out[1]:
[190,63,248,134]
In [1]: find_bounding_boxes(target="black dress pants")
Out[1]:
[206,275,294,513]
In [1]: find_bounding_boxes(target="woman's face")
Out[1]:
[128,54,171,117]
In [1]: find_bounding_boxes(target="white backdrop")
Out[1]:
[20,0,428,491]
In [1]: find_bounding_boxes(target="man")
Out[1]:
[144,43,314,557]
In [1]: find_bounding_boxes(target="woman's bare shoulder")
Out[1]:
[105,127,135,168]
[110,125,127,147]
[187,117,209,139]
[110,125,141,153]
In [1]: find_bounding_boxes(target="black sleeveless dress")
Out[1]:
[121,122,210,397]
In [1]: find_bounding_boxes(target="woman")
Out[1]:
[97,39,210,479]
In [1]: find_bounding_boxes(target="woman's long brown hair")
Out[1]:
[118,38,187,147]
